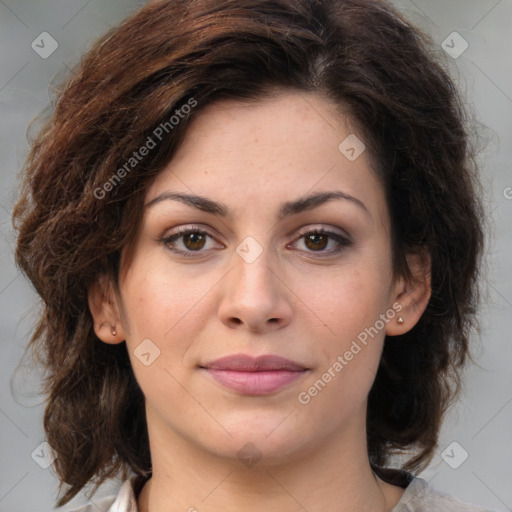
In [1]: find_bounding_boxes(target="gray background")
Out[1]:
[1,1,511,511]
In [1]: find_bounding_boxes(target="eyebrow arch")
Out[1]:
[145,190,371,220]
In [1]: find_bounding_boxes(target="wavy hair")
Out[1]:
[12,0,486,506]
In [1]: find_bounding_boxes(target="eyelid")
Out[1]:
[292,224,351,242]
[160,224,219,241]
[160,224,350,242]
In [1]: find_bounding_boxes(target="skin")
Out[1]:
[89,89,431,512]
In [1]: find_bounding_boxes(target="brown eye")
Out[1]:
[160,227,222,256]
[183,232,207,250]
[291,228,352,257]
[304,233,329,251]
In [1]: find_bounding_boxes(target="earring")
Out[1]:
[397,317,404,324]
[111,326,117,336]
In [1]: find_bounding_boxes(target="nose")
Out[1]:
[217,247,293,333]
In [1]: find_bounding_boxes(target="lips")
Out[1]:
[200,354,309,395]
[202,354,307,372]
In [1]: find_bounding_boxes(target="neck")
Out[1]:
[137,407,405,512]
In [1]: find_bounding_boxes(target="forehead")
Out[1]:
[145,90,387,228]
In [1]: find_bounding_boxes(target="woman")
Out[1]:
[13,0,494,511]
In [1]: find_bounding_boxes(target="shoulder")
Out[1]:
[392,476,500,512]
[59,476,140,512]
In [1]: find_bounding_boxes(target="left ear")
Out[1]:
[386,247,431,336]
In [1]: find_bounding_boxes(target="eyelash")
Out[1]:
[159,225,352,258]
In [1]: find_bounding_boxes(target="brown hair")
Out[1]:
[12,0,486,506]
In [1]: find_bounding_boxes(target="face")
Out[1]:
[92,90,425,466]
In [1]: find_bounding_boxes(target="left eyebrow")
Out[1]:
[144,190,372,221]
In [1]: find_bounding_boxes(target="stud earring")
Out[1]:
[397,317,404,324]
[111,326,117,336]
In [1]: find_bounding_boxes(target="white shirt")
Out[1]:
[64,474,500,512]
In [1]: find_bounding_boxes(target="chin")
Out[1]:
[201,413,316,466]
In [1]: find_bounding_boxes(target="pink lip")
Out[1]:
[200,354,309,395]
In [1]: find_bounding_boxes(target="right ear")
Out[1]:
[88,275,125,344]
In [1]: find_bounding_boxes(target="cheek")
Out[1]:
[294,268,387,425]
[120,256,218,373]
[119,261,217,405]
[292,253,392,402]
[122,254,210,334]
[295,260,390,343]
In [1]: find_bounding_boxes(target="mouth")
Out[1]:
[199,354,309,395]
